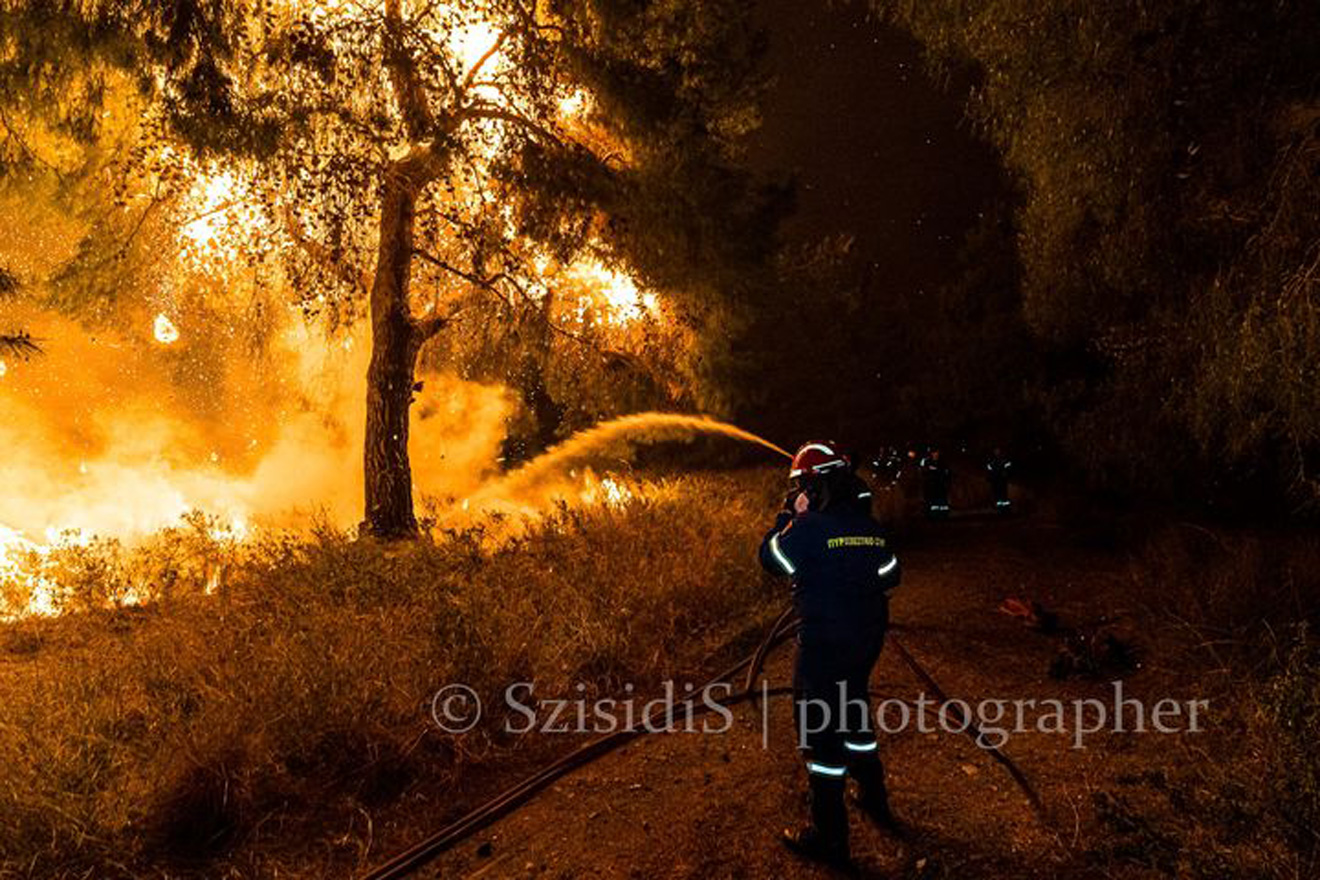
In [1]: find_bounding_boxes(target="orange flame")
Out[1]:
[153,313,179,344]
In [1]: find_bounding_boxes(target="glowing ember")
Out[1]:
[153,313,179,344]
[0,359,6,378]
[208,516,250,543]
[558,89,590,119]
[591,475,632,507]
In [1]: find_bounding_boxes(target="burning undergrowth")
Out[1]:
[0,303,703,618]
[0,276,778,619]
[0,187,792,870]
[0,302,787,620]
[0,470,781,877]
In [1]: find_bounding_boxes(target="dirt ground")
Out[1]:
[356,509,1240,879]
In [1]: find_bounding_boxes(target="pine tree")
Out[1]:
[1,0,780,535]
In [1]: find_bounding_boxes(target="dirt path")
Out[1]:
[401,513,1218,879]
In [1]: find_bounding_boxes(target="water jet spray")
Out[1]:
[482,412,790,504]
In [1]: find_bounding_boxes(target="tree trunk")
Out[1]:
[362,162,428,539]
[518,289,566,455]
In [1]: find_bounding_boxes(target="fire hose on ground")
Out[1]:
[359,606,1048,880]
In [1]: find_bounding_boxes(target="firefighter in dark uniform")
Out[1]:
[920,447,952,518]
[759,442,901,869]
[986,447,1013,512]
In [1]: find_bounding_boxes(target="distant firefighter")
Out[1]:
[985,447,1013,512]
[920,448,951,518]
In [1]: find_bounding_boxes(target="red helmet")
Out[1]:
[790,441,850,479]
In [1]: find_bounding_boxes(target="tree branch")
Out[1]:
[461,30,509,92]
[0,332,42,358]
[413,248,515,309]
[303,100,389,149]
[412,307,463,343]
[460,103,562,146]
[174,198,241,232]
[115,181,167,259]
[512,0,566,37]
[384,0,434,141]
[412,249,647,373]
[282,206,372,296]
[0,266,18,297]
[0,104,65,182]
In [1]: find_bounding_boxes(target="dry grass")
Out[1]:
[15,472,1314,878]
[0,470,785,878]
[1136,523,1320,670]
[1123,524,1320,874]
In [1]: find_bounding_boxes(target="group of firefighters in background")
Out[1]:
[872,444,1015,518]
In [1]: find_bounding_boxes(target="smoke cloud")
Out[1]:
[0,304,514,542]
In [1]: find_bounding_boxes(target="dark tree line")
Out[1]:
[860,0,1320,513]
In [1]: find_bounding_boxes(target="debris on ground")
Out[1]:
[1000,596,1138,678]
[997,596,1060,634]
[1050,625,1139,680]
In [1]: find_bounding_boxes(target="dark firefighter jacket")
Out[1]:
[920,458,951,495]
[986,457,1013,486]
[758,506,900,643]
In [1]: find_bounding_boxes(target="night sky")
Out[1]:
[750,0,1005,298]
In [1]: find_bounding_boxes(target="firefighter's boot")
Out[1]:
[782,771,851,871]
[847,746,902,834]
